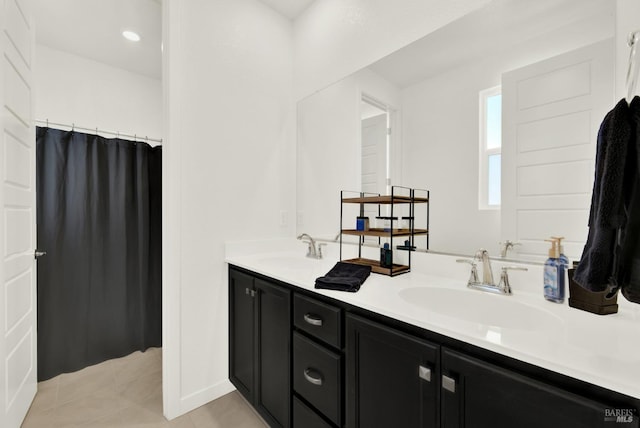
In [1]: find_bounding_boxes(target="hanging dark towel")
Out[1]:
[574,97,640,294]
[315,262,372,292]
[619,97,640,303]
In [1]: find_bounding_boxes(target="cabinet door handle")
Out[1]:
[245,288,256,298]
[303,313,323,326]
[34,250,47,259]
[303,368,323,386]
[442,374,456,393]
[419,365,431,382]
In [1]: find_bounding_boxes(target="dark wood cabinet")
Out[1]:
[229,266,639,428]
[229,268,291,428]
[293,332,342,425]
[441,347,637,428]
[292,293,343,427]
[293,396,334,428]
[346,313,440,428]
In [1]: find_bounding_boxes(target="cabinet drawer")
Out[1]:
[293,332,342,426]
[294,293,341,348]
[293,396,334,428]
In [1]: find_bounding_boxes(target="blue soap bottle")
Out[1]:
[544,238,565,303]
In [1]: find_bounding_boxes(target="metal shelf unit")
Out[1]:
[339,186,429,276]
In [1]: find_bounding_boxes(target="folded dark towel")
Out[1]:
[315,262,371,292]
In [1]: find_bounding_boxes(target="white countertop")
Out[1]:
[225,239,640,400]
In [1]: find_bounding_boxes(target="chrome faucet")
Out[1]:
[475,249,494,286]
[297,233,325,259]
[456,248,527,295]
[499,240,521,258]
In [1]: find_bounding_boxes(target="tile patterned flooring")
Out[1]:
[22,348,267,428]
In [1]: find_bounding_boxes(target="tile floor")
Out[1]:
[22,348,267,428]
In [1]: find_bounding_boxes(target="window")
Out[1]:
[479,86,501,209]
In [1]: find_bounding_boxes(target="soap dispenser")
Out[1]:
[551,236,570,268]
[544,238,565,303]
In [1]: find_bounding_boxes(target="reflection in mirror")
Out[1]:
[296,0,616,262]
[361,96,389,245]
[361,96,388,197]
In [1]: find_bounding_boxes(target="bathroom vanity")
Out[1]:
[226,244,640,428]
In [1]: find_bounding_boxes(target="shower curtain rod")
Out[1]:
[35,119,163,144]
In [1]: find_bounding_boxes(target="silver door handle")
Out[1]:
[303,368,323,386]
[34,250,47,259]
[442,374,456,393]
[419,365,431,382]
[303,313,323,326]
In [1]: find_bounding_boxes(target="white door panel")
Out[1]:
[361,113,387,195]
[362,113,386,242]
[0,0,37,427]
[502,39,614,261]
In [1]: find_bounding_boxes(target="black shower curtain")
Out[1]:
[36,127,162,381]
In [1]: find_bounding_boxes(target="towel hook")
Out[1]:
[628,30,639,48]
[626,30,640,102]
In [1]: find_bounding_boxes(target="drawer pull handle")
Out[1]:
[303,313,323,327]
[442,374,456,393]
[419,365,431,382]
[303,368,323,386]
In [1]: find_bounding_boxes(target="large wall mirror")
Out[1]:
[296,0,616,262]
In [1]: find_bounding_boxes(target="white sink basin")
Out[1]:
[398,287,561,332]
[251,255,330,274]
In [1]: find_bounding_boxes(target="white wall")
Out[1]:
[162,0,295,419]
[34,45,162,143]
[616,0,640,99]
[293,0,492,100]
[297,75,359,238]
[401,16,614,256]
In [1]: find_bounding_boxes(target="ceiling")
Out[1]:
[369,0,614,88]
[32,0,314,81]
[259,0,315,20]
[33,0,162,79]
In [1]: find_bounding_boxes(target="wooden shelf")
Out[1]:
[342,228,428,237]
[342,258,410,276]
[342,195,429,204]
[339,186,429,277]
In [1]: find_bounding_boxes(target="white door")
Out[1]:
[501,39,614,261]
[362,110,387,243]
[361,112,387,196]
[0,0,37,427]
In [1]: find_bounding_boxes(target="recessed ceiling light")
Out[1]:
[122,30,141,42]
